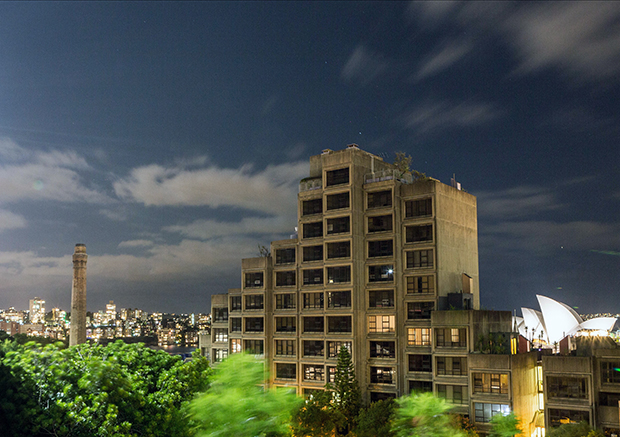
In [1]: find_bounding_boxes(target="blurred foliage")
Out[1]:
[547,421,604,437]
[0,339,210,436]
[354,399,396,437]
[394,151,427,181]
[489,412,521,437]
[392,392,466,437]
[192,353,302,437]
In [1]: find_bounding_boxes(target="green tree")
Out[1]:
[489,413,521,437]
[192,353,302,437]
[354,399,396,437]
[0,339,211,436]
[547,421,604,437]
[392,392,466,437]
[327,346,361,435]
[293,390,341,437]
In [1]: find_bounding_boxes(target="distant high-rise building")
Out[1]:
[106,300,116,323]
[69,243,88,346]
[29,297,45,324]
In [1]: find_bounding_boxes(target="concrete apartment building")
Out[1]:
[206,145,620,436]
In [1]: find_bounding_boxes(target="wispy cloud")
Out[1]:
[164,215,297,240]
[413,40,472,81]
[118,239,155,249]
[0,138,111,204]
[113,160,307,215]
[476,186,563,219]
[402,100,498,132]
[342,45,389,85]
[0,209,27,232]
[408,2,620,83]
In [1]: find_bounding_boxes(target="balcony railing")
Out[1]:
[365,169,413,184]
[300,178,322,192]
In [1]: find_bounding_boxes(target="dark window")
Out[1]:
[601,362,620,384]
[473,373,509,394]
[276,363,296,379]
[302,198,322,216]
[436,357,467,376]
[368,265,394,282]
[474,403,510,423]
[370,392,397,402]
[368,215,392,233]
[326,192,350,210]
[245,317,263,333]
[405,198,432,218]
[328,290,351,308]
[327,266,351,284]
[303,364,325,381]
[437,385,467,405]
[303,221,323,239]
[275,340,295,356]
[230,296,242,311]
[303,340,324,357]
[276,271,296,287]
[409,355,432,372]
[409,380,432,393]
[406,250,434,269]
[303,292,324,309]
[230,317,241,332]
[368,290,394,308]
[327,241,350,259]
[407,302,434,319]
[548,409,589,428]
[327,341,351,358]
[275,293,296,310]
[406,276,435,294]
[244,339,264,355]
[213,308,228,322]
[599,392,620,407]
[303,245,323,262]
[547,376,588,399]
[303,316,324,333]
[326,168,349,186]
[368,190,392,209]
[327,216,350,234]
[244,295,264,310]
[368,240,393,258]
[303,269,323,285]
[370,341,396,358]
[275,248,296,264]
[244,272,264,288]
[275,316,296,333]
[436,328,467,347]
[406,225,433,243]
[328,316,352,333]
[370,367,394,384]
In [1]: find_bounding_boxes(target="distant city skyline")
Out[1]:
[0,2,619,314]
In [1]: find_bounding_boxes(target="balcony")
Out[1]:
[300,178,322,192]
[365,169,413,184]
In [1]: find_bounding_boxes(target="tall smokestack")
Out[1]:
[69,243,87,346]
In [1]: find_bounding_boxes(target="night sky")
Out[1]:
[0,2,618,315]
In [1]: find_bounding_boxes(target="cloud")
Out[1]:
[0,139,112,204]
[408,2,620,83]
[414,40,472,81]
[118,239,155,249]
[476,186,563,219]
[502,3,620,80]
[402,100,498,132]
[0,209,27,231]
[342,45,389,85]
[113,160,307,215]
[164,215,297,240]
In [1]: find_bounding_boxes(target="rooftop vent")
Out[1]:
[322,149,333,155]
[347,143,359,149]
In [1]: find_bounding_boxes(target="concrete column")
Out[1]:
[69,243,88,346]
